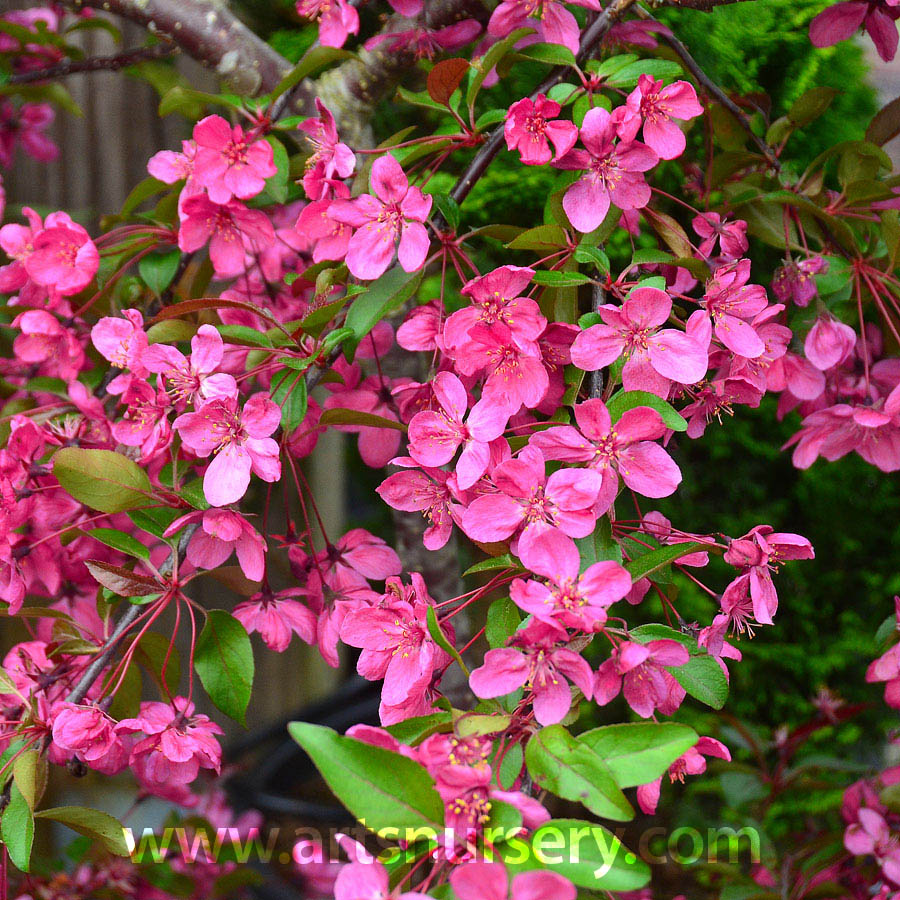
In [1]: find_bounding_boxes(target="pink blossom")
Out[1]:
[692,213,748,261]
[469,621,593,726]
[504,94,578,165]
[407,372,506,488]
[804,316,856,371]
[297,0,360,48]
[462,445,602,544]
[702,259,770,357]
[844,808,900,882]
[329,155,431,279]
[377,464,461,550]
[625,76,703,159]
[24,219,98,296]
[191,115,276,204]
[866,602,900,708]
[771,256,828,306]
[810,0,900,62]
[365,19,481,58]
[174,392,282,506]
[116,697,223,788]
[636,736,730,814]
[165,508,267,581]
[178,194,276,277]
[594,639,688,718]
[303,528,402,592]
[570,286,708,396]
[12,310,85,381]
[0,101,58,167]
[295,189,354,263]
[387,0,424,14]
[142,323,237,405]
[91,308,149,378]
[554,106,658,233]
[299,100,355,200]
[488,0,602,55]
[451,861,575,900]
[110,378,171,460]
[531,398,681,509]
[51,703,128,776]
[147,139,196,185]
[233,588,317,652]
[511,527,632,631]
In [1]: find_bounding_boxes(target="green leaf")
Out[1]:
[579,723,698,787]
[271,368,308,431]
[194,610,254,726]
[85,528,151,561]
[466,27,533,109]
[35,806,129,857]
[12,751,45,812]
[575,517,622,570]
[513,42,577,68]
[606,390,688,432]
[84,561,160,597]
[426,605,468,677]
[344,266,424,345]
[53,448,153,513]
[505,224,568,251]
[603,59,682,89]
[788,87,837,128]
[625,541,708,582]
[463,554,517,577]
[318,408,407,432]
[2,784,34,872]
[139,248,181,296]
[271,46,354,102]
[216,325,275,348]
[288,722,445,834]
[385,712,452,745]
[574,245,610,273]
[259,136,290,204]
[525,725,633,821]
[485,597,522,649]
[532,270,592,287]
[512,818,650,891]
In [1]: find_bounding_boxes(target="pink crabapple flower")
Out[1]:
[0,101,58,167]
[701,258,770,358]
[594,639,689,718]
[174,392,282,507]
[377,463,462,550]
[233,588,317,653]
[329,154,431,279]
[844,808,900,882]
[192,115,276,204]
[164,508,267,582]
[554,106,658,233]
[692,212,748,261]
[296,0,360,48]
[531,398,682,512]
[804,316,857,372]
[141,323,237,405]
[116,697,223,789]
[488,0,602,55]
[865,600,900,708]
[625,75,703,160]
[91,308,149,382]
[504,94,579,165]
[387,0,424,14]
[469,620,594,726]
[407,371,507,489]
[24,218,98,296]
[810,0,900,62]
[636,737,731,814]
[178,194,276,278]
[294,183,354,263]
[771,256,828,307]
[511,526,632,631]
[299,100,355,201]
[451,861,576,900]
[461,444,603,545]
[570,286,708,397]
[363,19,482,59]
[51,703,129,776]
[12,310,85,382]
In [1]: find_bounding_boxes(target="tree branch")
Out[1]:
[8,43,177,85]
[636,5,780,171]
[59,0,293,95]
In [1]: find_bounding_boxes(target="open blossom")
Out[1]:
[570,286,708,396]
[299,100,355,200]
[91,308,149,378]
[51,703,128,776]
[148,139,197,185]
[12,310,85,381]
[636,737,731,814]
[469,621,594,725]
[0,101,58,167]
[554,106,658,233]
[844,808,900,882]
[234,588,317,653]
[693,213,748,261]
[192,115,276,204]
[142,323,237,405]
[296,0,360,48]
[594,639,688,718]
[407,372,506,489]
[295,185,354,263]
[24,218,98,296]
[511,527,632,631]
[488,0,601,54]
[702,259,770,358]
[772,256,828,306]
[625,76,703,159]
[810,0,900,62]
[451,862,575,900]
[504,94,578,165]
[165,508,266,582]
[865,599,900,708]
[116,697,223,788]
[178,194,276,277]
[377,464,461,550]
[531,399,682,511]
[174,392,281,507]
[462,445,602,545]
[329,155,431,279]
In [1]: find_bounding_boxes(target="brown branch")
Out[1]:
[8,43,177,85]
[450,0,638,208]
[59,0,293,95]
[636,5,780,171]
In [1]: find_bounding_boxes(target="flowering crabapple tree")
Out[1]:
[0,0,898,897]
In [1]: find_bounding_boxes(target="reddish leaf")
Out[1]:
[427,59,469,107]
[319,408,408,432]
[150,297,286,335]
[643,208,694,259]
[84,561,161,597]
[867,96,900,147]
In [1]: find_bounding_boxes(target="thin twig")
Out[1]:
[636,5,780,171]
[8,43,177,85]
